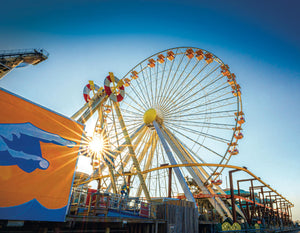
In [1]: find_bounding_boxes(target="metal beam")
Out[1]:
[160,123,228,219]
[113,102,151,201]
[78,162,294,207]
[153,120,196,206]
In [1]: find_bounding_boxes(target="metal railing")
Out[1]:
[68,189,152,218]
[0,48,49,58]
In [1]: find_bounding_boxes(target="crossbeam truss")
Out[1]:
[71,86,292,224]
[0,49,48,80]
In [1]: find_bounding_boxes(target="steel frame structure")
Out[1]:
[70,47,292,224]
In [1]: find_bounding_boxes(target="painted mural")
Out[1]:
[0,88,84,221]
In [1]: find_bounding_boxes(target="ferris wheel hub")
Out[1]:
[143,108,157,124]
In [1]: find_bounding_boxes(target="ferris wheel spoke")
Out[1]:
[139,64,153,106]
[153,62,159,106]
[157,49,178,105]
[167,74,226,114]
[173,79,228,112]
[163,83,229,118]
[167,118,235,128]
[130,69,151,107]
[109,127,142,145]
[165,122,234,131]
[168,95,236,117]
[179,102,237,118]
[165,124,226,159]
[159,52,185,107]
[169,113,234,122]
[125,92,148,112]
[161,57,194,106]
[163,61,214,110]
[128,83,149,109]
[177,63,220,100]
[156,58,169,105]
[118,108,143,119]
[162,62,219,110]
[145,67,155,107]
[176,109,236,119]
[120,100,144,115]
[165,122,230,143]
[108,123,145,149]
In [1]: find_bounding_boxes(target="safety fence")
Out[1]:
[68,189,151,218]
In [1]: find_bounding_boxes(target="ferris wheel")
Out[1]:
[74,47,244,219]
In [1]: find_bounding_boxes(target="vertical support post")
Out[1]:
[105,154,117,194]
[97,178,101,192]
[237,180,250,224]
[168,167,172,198]
[113,102,151,201]
[288,205,292,222]
[275,197,279,225]
[279,199,283,226]
[127,175,132,196]
[229,169,239,223]
[250,180,255,220]
[261,187,266,224]
[285,203,289,225]
[246,200,250,223]
[269,192,274,225]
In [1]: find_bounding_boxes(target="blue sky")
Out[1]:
[1,0,300,220]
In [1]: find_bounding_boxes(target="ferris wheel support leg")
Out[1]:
[136,134,158,197]
[73,95,106,123]
[104,125,147,193]
[113,102,151,201]
[170,132,246,220]
[105,157,118,194]
[116,126,151,193]
[159,124,228,219]
[153,120,197,207]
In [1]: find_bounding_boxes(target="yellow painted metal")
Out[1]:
[113,101,151,201]
[109,72,115,84]
[106,159,117,194]
[117,79,124,88]
[136,132,155,164]
[106,125,147,193]
[136,133,158,197]
[89,80,95,90]
[143,108,157,124]
[97,104,117,194]
[171,132,246,219]
[162,126,230,220]
[80,162,293,207]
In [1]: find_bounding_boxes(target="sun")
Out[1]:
[89,135,104,155]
